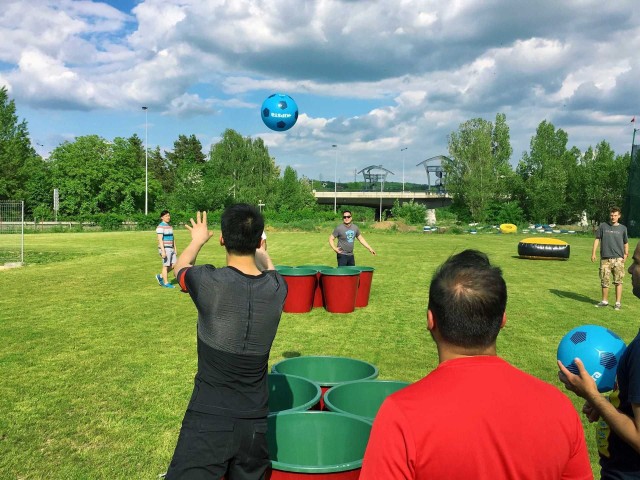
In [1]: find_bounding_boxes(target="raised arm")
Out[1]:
[174,211,214,274]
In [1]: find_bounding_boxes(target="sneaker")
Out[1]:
[595,301,609,308]
[155,274,163,286]
[614,302,621,311]
[163,283,175,289]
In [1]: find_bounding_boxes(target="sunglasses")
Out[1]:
[343,215,351,219]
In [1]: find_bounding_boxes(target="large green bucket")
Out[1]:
[268,373,322,413]
[323,380,410,422]
[271,356,379,410]
[267,411,372,479]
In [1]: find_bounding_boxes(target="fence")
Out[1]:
[0,201,24,266]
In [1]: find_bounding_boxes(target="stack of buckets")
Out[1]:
[266,355,409,479]
[276,265,375,314]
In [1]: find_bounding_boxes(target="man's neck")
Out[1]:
[226,252,261,275]
[436,342,498,364]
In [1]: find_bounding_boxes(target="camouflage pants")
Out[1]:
[600,258,625,288]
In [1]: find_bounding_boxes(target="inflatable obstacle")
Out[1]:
[500,223,517,234]
[518,237,570,260]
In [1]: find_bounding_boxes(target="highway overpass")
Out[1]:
[313,191,452,210]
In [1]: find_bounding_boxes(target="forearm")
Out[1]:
[255,250,274,271]
[592,239,600,257]
[174,240,205,273]
[358,235,374,253]
[329,236,338,252]
[588,394,640,453]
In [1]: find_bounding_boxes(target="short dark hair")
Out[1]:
[221,203,264,255]
[160,210,170,218]
[610,206,621,214]
[428,249,507,349]
[342,210,352,216]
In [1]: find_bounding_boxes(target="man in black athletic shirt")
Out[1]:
[165,204,287,480]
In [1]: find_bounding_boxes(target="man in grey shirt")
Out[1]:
[328,209,376,266]
[592,206,629,310]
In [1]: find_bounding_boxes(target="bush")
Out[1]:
[391,200,426,225]
[96,213,125,231]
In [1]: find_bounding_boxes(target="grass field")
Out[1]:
[1,228,639,479]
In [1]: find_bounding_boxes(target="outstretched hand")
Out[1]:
[557,358,599,401]
[185,211,214,246]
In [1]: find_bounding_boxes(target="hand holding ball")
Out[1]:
[261,93,298,131]
[557,325,626,392]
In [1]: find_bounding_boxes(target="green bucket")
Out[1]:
[271,356,379,410]
[267,411,372,477]
[323,379,410,422]
[268,373,322,413]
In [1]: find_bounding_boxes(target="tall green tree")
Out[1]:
[277,166,316,212]
[167,135,210,211]
[205,129,281,210]
[516,121,574,223]
[0,86,49,215]
[447,114,513,222]
[583,141,630,224]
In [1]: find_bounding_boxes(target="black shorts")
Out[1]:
[337,253,355,266]
[165,410,269,480]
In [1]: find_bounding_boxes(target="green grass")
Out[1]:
[1,230,638,479]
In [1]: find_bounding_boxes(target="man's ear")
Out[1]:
[219,235,225,247]
[427,309,436,331]
[500,312,507,329]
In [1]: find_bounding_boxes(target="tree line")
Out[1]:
[0,86,633,226]
[446,113,631,225]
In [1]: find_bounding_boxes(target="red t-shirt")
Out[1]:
[360,356,592,480]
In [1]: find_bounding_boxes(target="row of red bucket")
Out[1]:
[276,265,375,314]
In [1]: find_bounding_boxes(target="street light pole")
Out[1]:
[142,106,148,215]
[401,147,408,193]
[332,144,338,214]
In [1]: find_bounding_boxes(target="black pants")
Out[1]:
[165,410,269,480]
[337,253,355,266]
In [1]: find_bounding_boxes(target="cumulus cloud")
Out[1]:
[0,0,639,178]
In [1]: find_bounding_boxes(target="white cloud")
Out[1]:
[1,0,639,179]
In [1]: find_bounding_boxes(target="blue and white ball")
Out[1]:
[557,325,626,392]
[261,93,298,131]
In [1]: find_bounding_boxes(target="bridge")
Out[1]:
[313,191,452,210]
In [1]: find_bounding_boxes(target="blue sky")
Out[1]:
[1,0,638,184]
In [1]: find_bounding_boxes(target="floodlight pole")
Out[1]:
[401,147,408,193]
[142,106,148,216]
[332,144,338,214]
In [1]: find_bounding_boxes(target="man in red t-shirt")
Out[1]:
[360,249,592,480]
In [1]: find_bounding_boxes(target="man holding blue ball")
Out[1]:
[560,241,640,479]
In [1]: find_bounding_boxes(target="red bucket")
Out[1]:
[320,268,359,314]
[343,266,374,307]
[297,265,331,308]
[280,268,317,313]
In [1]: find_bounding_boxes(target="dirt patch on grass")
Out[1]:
[372,221,418,232]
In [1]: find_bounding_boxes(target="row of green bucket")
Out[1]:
[275,265,375,314]
[265,356,409,479]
